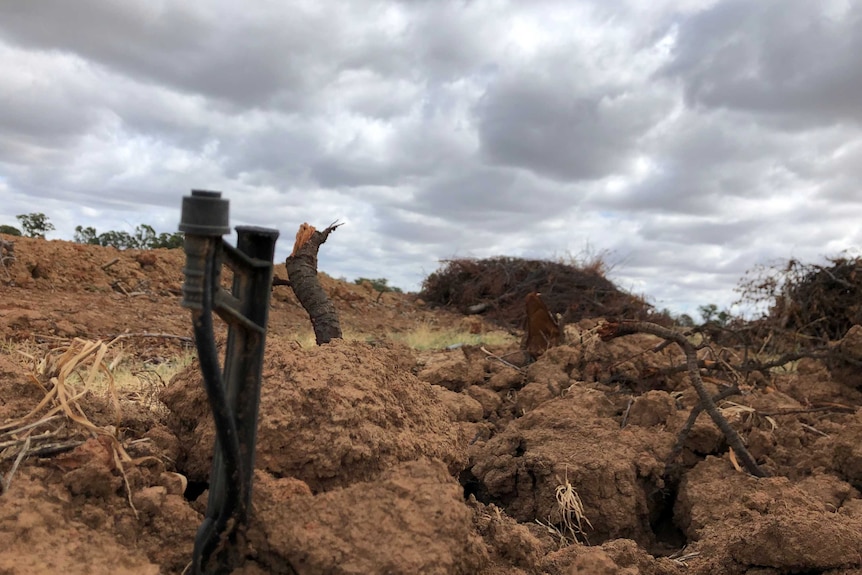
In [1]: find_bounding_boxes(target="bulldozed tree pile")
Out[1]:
[419,256,654,328]
[738,255,862,345]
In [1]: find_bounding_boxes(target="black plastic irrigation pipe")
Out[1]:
[179,190,279,574]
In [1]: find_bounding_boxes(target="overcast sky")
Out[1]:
[1,0,860,317]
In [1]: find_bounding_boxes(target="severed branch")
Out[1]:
[666,385,740,472]
[599,320,768,478]
[285,222,343,345]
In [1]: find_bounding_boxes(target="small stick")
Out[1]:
[759,405,856,416]
[800,423,829,438]
[0,414,63,439]
[29,439,84,457]
[101,258,120,270]
[620,398,634,429]
[1,436,31,494]
[0,429,62,452]
[107,332,194,344]
[480,346,526,372]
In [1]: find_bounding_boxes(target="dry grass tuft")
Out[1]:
[0,337,192,507]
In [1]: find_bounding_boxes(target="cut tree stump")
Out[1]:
[522,292,563,359]
[285,222,343,345]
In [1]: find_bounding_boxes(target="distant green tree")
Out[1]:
[676,313,696,327]
[0,225,21,236]
[153,231,184,249]
[73,226,100,245]
[97,230,135,249]
[698,303,731,327]
[73,223,183,250]
[133,224,157,249]
[16,213,54,238]
[354,277,403,293]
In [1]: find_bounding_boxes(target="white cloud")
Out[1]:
[1,0,860,317]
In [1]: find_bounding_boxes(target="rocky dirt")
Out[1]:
[2,234,862,574]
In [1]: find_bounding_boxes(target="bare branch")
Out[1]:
[599,320,768,478]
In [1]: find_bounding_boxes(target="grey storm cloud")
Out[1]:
[478,79,670,181]
[2,0,862,315]
[663,0,862,125]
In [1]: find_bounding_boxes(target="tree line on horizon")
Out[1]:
[1,212,183,250]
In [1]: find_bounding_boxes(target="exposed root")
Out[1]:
[555,466,592,544]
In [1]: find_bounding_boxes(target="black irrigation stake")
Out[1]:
[179,190,279,574]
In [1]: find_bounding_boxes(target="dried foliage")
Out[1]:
[419,256,654,328]
[737,255,862,346]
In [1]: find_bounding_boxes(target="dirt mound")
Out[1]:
[4,237,862,574]
[419,257,654,327]
[470,386,674,548]
[162,339,468,491]
[248,459,487,574]
[0,233,185,295]
[676,456,862,573]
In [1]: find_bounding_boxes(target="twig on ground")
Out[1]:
[28,440,84,457]
[480,346,526,372]
[107,332,194,345]
[0,415,63,439]
[800,423,829,438]
[758,404,856,416]
[599,320,768,478]
[1,435,31,494]
[101,258,119,270]
[0,428,63,453]
[620,398,634,429]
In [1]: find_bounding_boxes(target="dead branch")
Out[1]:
[285,221,343,345]
[1,436,30,494]
[666,385,740,470]
[599,320,768,478]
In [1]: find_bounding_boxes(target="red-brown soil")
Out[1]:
[2,234,862,574]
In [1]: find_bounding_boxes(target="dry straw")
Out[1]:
[0,337,137,511]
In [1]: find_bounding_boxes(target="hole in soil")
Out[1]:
[514,439,526,457]
[459,468,491,504]
[647,482,687,555]
[184,480,208,502]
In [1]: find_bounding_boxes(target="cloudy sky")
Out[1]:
[1,0,860,317]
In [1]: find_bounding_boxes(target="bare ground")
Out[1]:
[2,235,862,574]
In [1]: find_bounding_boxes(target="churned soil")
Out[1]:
[2,234,862,574]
